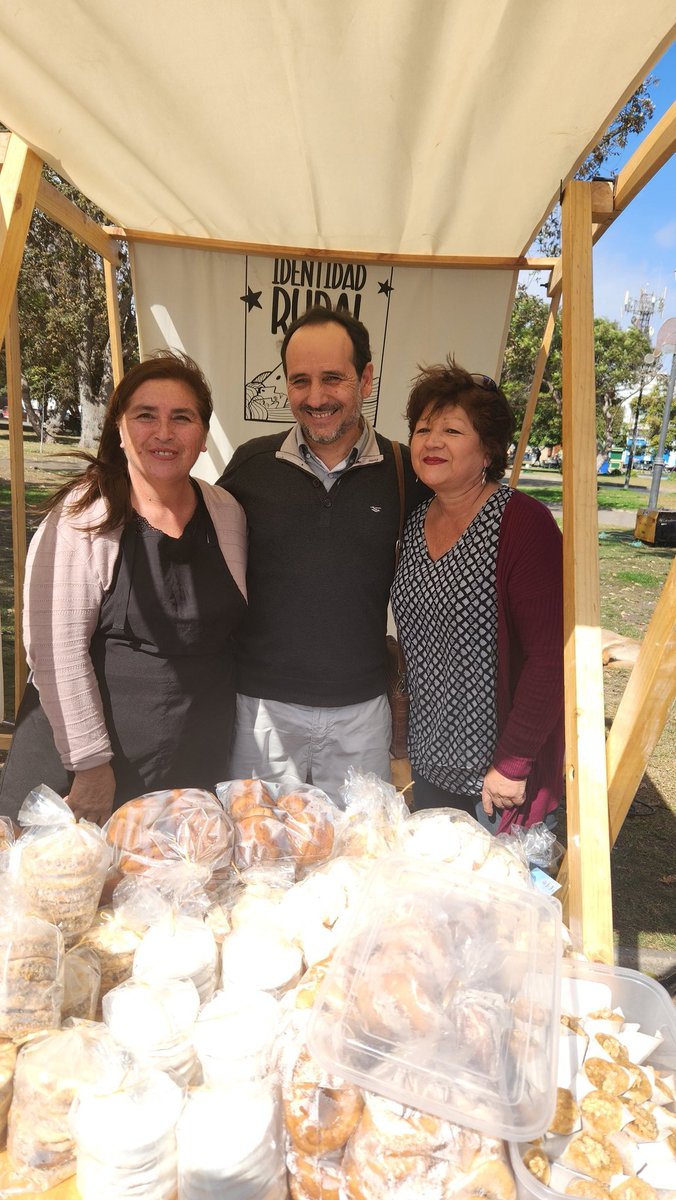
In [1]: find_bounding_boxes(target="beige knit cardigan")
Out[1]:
[23,480,247,773]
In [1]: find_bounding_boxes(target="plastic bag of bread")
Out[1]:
[103,787,235,883]
[104,976,201,1086]
[75,906,143,1018]
[280,1011,364,1165]
[12,785,112,944]
[69,1064,183,1200]
[341,1092,516,1200]
[279,855,370,968]
[0,816,15,872]
[0,1040,17,1149]
[0,877,65,1040]
[4,1022,129,1192]
[334,769,409,859]
[216,778,338,879]
[193,984,282,1087]
[177,1081,287,1200]
[133,907,219,1004]
[402,808,533,889]
[62,944,101,1022]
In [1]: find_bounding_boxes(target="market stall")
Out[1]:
[0,4,675,1194]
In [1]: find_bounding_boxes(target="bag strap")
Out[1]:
[391,439,405,569]
[390,440,406,675]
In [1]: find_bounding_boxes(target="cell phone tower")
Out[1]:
[623,286,666,340]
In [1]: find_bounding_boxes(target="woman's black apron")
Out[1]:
[0,493,246,819]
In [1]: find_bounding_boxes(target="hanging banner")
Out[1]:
[130,241,517,481]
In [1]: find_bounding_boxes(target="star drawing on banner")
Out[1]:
[241,287,263,312]
[378,280,393,297]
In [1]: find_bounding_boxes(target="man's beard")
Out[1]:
[299,409,361,446]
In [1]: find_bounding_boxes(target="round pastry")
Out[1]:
[610,1180,658,1200]
[293,958,333,1010]
[278,792,335,868]
[563,1133,623,1184]
[221,925,303,996]
[227,778,276,820]
[594,1033,630,1065]
[523,1147,550,1184]
[624,1101,658,1142]
[580,1089,624,1135]
[355,954,439,1039]
[583,1057,630,1096]
[565,1179,611,1199]
[234,813,291,870]
[288,1149,342,1200]
[283,1046,363,1155]
[549,1087,580,1135]
[18,824,110,943]
[623,1065,652,1103]
[463,1159,517,1200]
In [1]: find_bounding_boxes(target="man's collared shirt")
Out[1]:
[295,423,369,490]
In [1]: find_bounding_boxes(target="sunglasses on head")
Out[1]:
[470,373,498,392]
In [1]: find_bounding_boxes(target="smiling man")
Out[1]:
[217,306,426,803]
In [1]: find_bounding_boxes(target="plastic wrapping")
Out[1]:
[133,910,219,1004]
[63,944,101,1021]
[4,1022,128,1192]
[216,778,338,878]
[12,786,112,944]
[177,1082,287,1200]
[75,906,143,1017]
[103,787,235,880]
[334,769,409,860]
[342,1092,517,1200]
[0,1039,17,1149]
[0,878,65,1040]
[193,985,281,1087]
[70,1065,184,1200]
[307,854,563,1141]
[0,816,16,873]
[509,821,565,871]
[104,976,201,1085]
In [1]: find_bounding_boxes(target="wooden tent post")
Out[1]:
[510,285,561,486]
[0,134,41,350]
[560,180,613,962]
[606,557,676,844]
[104,259,125,386]
[6,296,28,709]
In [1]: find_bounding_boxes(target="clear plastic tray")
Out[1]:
[307,853,563,1140]
[509,959,676,1200]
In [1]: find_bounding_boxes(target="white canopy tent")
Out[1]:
[0,0,675,960]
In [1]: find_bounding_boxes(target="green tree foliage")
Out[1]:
[594,319,652,449]
[535,80,655,255]
[503,289,652,451]
[501,289,562,447]
[642,373,676,454]
[0,164,137,447]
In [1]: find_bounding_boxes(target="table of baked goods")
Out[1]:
[1,779,675,1200]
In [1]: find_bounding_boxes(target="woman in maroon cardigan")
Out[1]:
[391,359,564,833]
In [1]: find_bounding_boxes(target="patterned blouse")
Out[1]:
[391,486,513,795]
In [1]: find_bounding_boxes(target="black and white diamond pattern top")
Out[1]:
[391,486,513,795]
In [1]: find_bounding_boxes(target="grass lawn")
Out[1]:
[518,470,676,511]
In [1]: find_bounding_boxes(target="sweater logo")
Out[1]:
[370,505,382,513]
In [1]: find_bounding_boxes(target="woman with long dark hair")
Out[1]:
[0,351,247,825]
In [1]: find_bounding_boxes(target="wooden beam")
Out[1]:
[104,259,125,385]
[5,297,28,709]
[615,102,676,215]
[510,285,561,487]
[109,225,556,271]
[36,178,121,264]
[0,134,42,351]
[590,180,614,223]
[560,180,613,963]
[0,133,121,265]
[606,556,676,846]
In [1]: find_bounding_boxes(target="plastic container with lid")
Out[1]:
[509,959,676,1200]
[307,853,563,1141]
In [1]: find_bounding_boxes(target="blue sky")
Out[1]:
[592,41,675,337]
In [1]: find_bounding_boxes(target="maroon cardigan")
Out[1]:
[491,490,564,831]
